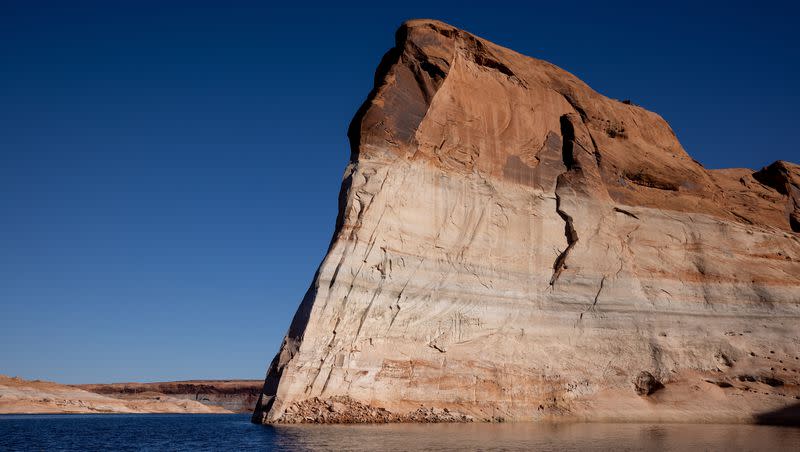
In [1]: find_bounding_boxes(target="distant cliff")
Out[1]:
[0,375,232,414]
[253,19,800,424]
[75,380,261,413]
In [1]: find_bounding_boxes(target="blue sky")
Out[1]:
[1,1,798,384]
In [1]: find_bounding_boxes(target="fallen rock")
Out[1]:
[633,371,663,396]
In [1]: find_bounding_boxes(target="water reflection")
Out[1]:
[1,414,797,451]
[268,422,800,451]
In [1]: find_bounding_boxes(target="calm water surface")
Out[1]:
[1,414,798,451]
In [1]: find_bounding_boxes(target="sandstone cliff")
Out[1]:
[253,20,800,424]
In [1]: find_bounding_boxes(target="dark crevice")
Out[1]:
[558,92,605,174]
[550,119,580,286]
[613,207,640,220]
[560,115,576,170]
[550,192,578,286]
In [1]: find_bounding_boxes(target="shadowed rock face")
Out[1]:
[253,19,800,425]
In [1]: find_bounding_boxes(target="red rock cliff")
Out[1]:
[254,19,800,424]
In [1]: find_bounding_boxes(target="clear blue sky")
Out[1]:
[1,1,798,384]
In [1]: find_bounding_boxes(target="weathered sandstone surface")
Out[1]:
[254,20,800,425]
[0,375,231,414]
[75,380,261,413]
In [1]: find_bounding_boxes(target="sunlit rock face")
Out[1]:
[253,19,800,424]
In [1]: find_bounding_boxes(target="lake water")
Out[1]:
[1,414,798,451]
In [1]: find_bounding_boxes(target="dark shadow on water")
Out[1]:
[754,401,800,426]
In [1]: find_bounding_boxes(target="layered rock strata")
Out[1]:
[254,19,800,424]
[75,380,261,413]
[0,376,231,414]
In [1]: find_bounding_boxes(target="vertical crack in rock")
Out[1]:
[580,275,607,320]
[592,275,606,308]
[550,191,578,286]
[550,115,579,286]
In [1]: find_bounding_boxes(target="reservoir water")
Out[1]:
[1,413,798,451]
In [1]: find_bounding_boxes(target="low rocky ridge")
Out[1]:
[253,19,800,425]
[0,375,231,414]
[75,380,262,413]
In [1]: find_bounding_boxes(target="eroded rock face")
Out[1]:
[254,19,800,424]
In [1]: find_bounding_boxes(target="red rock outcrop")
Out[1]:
[253,20,800,424]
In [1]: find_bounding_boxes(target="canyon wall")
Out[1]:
[254,20,800,424]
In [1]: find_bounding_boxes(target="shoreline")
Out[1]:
[0,375,238,415]
[2,411,796,428]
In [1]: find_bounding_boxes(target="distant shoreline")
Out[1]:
[0,375,260,415]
